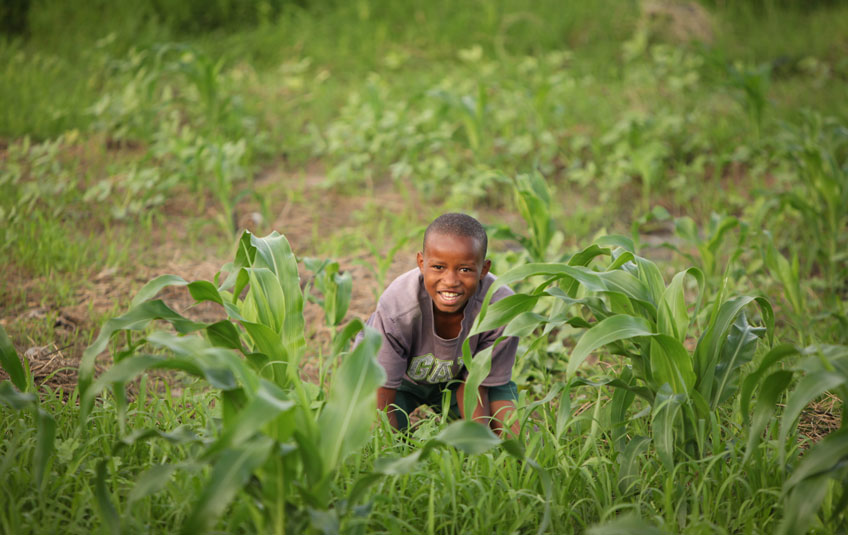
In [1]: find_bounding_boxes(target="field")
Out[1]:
[1,1,847,533]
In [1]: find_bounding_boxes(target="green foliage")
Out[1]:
[470,237,773,469]
[304,257,353,328]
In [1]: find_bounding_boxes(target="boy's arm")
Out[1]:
[377,386,399,429]
[457,382,489,425]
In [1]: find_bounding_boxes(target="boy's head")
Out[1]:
[417,213,491,315]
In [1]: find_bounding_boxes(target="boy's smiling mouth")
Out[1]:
[438,290,463,305]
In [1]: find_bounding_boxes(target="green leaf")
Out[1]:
[657,268,704,343]
[0,381,36,409]
[250,232,305,369]
[460,340,497,422]
[596,270,657,314]
[784,426,848,490]
[94,461,121,535]
[182,438,275,534]
[572,376,654,403]
[241,320,288,367]
[555,384,572,441]
[188,280,224,306]
[740,343,799,423]
[712,311,766,407]
[34,408,56,488]
[473,263,606,334]
[130,274,188,307]
[652,384,683,472]
[0,325,27,391]
[594,235,635,254]
[317,326,386,473]
[649,335,696,395]
[504,311,547,338]
[331,318,365,356]
[128,464,179,503]
[476,294,541,333]
[205,379,295,457]
[695,295,772,404]
[617,436,651,495]
[206,320,243,350]
[80,299,208,397]
[244,267,286,333]
[744,370,793,462]
[434,419,501,454]
[568,315,654,378]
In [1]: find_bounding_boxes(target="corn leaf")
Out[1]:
[460,339,497,422]
[183,437,275,534]
[0,325,27,391]
[740,343,799,423]
[205,379,295,458]
[475,293,541,333]
[94,460,121,535]
[317,326,385,472]
[0,380,35,409]
[744,370,793,462]
[128,464,179,504]
[657,268,704,343]
[649,335,696,395]
[712,311,766,408]
[694,295,773,403]
[79,299,208,396]
[652,385,684,472]
[250,231,305,368]
[33,407,56,489]
[617,436,651,495]
[130,274,188,307]
[567,315,654,378]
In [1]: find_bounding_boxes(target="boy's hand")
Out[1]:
[377,386,399,429]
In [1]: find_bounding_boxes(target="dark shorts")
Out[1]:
[392,379,518,431]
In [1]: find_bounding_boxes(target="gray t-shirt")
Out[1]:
[362,268,518,389]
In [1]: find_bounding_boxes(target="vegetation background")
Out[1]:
[1,0,847,533]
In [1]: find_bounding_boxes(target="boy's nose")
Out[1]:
[443,270,460,286]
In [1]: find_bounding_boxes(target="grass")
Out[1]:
[1,0,847,533]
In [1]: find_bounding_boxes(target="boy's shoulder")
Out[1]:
[376,268,425,319]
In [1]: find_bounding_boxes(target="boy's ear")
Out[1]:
[480,259,491,279]
[417,251,424,271]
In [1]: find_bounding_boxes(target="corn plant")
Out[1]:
[464,235,774,470]
[488,170,559,263]
[303,257,353,328]
[78,230,388,532]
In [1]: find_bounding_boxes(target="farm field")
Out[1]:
[1,1,847,533]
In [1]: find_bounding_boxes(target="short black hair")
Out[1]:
[423,213,488,259]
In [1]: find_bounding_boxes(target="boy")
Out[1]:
[361,213,519,436]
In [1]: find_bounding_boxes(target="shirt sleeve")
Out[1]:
[364,308,409,389]
[475,323,518,387]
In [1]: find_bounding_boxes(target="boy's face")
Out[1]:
[417,232,491,315]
